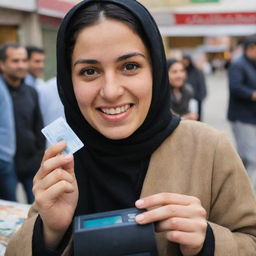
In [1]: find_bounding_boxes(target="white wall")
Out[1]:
[0,0,36,11]
[19,13,43,47]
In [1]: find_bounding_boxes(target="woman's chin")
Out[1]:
[99,127,135,140]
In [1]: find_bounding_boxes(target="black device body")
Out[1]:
[73,208,158,256]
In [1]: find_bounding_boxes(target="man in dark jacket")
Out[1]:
[0,42,45,203]
[227,35,256,190]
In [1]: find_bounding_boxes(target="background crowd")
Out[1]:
[0,42,64,203]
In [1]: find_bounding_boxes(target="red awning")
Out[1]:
[38,0,77,17]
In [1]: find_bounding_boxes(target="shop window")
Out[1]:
[0,26,17,45]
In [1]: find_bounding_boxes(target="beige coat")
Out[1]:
[6,120,256,256]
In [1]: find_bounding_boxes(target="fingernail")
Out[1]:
[135,199,144,207]
[64,154,73,161]
[135,214,144,223]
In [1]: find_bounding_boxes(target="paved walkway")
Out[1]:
[203,71,235,145]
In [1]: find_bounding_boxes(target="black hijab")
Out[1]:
[56,0,180,215]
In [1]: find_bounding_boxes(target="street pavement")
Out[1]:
[16,71,236,203]
[203,71,235,145]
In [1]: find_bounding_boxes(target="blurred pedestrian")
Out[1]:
[0,75,17,201]
[182,54,207,121]
[0,42,45,203]
[227,35,256,190]
[25,46,45,89]
[167,58,198,120]
[24,46,64,130]
[39,76,65,127]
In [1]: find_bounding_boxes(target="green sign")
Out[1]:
[191,0,219,2]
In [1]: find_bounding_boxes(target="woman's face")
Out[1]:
[72,19,152,140]
[168,62,186,88]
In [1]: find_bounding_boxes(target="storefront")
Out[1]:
[37,0,78,79]
[0,25,17,45]
[151,0,256,67]
[0,0,38,46]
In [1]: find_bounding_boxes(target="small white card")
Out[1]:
[41,117,84,154]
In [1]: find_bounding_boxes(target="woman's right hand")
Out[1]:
[33,141,79,249]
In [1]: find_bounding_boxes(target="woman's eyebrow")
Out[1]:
[116,52,145,62]
[73,52,145,67]
[73,59,99,66]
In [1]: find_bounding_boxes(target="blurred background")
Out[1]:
[0,4,255,254]
[1,0,255,148]
[0,0,255,148]
[0,0,255,79]
[1,0,256,202]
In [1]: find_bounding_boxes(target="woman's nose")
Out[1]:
[100,72,124,101]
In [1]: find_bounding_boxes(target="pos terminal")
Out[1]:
[73,208,158,256]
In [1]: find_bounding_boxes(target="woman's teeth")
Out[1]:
[101,104,130,115]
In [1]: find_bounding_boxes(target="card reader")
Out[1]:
[74,208,158,256]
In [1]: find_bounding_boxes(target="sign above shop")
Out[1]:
[38,0,77,17]
[175,12,256,25]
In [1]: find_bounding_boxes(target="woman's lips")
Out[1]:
[100,104,131,115]
[97,104,133,122]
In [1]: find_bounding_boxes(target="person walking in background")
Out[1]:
[39,76,65,127]
[25,46,46,126]
[167,58,198,120]
[24,46,64,129]
[182,54,207,121]
[25,46,45,89]
[227,35,256,190]
[0,42,45,204]
[0,75,17,201]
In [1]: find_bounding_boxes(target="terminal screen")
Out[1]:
[82,215,123,229]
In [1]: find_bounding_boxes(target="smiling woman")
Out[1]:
[71,19,152,140]
[5,0,256,256]
[167,58,198,120]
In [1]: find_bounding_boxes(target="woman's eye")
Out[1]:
[124,63,139,71]
[81,68,98,76]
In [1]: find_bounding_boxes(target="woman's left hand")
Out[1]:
[135,193,207,256]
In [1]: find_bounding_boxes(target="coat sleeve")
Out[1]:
[209,132,256,255]
[5,204,73,256]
